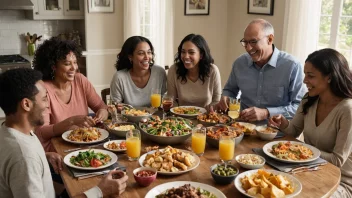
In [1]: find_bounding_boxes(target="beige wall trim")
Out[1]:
[82,49,121,56]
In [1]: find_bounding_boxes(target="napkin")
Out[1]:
[274,131,285,139]
[252,148,327,173]
[67,163,126,180]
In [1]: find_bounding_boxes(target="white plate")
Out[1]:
[234,169,302,198]
[170,106,207,117]
[263,141,321,163]
[139,148,200,175]
[62,128,109,144]
[63,149,117,170]
[103,140,127,152]
[145,181,226,198]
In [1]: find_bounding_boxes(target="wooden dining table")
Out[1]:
[52,119,341,198]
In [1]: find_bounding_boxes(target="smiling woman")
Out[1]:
[33,37,108,152]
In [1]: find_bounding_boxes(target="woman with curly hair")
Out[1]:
[110,36,166,107]
[167,34,221,108]
[269,48,352,197]
[33,37,108,152]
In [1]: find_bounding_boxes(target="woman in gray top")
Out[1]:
[110,36,167,107]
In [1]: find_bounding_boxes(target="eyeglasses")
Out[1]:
[240,36,268,47]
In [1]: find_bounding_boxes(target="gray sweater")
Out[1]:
[0,125,55,198]
[110,65,167,107]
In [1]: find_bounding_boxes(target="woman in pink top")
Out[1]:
[33,37,108,152]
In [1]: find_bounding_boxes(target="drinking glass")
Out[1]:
[228,97,240,119]
[126,129,141,161]
[191,126,206,156]
[162,93,173,119]
[150,88,161,109]
[219,134,235,166]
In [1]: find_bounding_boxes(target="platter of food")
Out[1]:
[103,121,137,137]
[230,122,256,135]
[121,108,153,123]
[197,112,231,126]
[103,140,126,152]
[234,169,302,198]
[63,149,117,170]
[263,141,321,163]
[139,116,193,145]
[206,125,244,148]
[62,127,109,144]
[145,181,226,198]
[170,106,206,117]
[139,146,200,175]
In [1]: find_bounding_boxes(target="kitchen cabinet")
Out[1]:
[27,0,84,20]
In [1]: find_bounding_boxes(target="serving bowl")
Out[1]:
[230,122,256,135]
[133,167,157,187]
[210,163,239,185]
[235,154,265,170]
[104,121,137,137]
[121,108,153,123]
[255,125,278,141]
[206,125,244,148]
[197,112,232,127]
[139,116,193,145]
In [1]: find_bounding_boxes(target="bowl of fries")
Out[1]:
[121,108,153,123]
[206,125,244,148]
[255,125,278,141]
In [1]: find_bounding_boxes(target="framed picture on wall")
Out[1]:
[247,0,274,15]
[88,0,114,13]
[184,0,210,15]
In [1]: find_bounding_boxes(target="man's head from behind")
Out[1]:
[0,68,47,126]
[241,19,275,66]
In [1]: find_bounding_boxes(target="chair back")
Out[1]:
[101,88,110,105]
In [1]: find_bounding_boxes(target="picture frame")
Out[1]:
[88,0,114,13]
[184,0,210,16]
[247,0,274,16]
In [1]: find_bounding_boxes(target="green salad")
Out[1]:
[140,116,193,136]
[70,150,112,168]
[156,184,217,198]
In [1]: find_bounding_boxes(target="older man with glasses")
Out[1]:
[215,19,305,122]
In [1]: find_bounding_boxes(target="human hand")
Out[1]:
[46,152,63,174]
[214,96,229,112]
[97,170,128,197]
[240,107,269,122]
[268,114,289,129]
[70,115,96,128]
[94,109,109,123]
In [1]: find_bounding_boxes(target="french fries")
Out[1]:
[240,170,294,198]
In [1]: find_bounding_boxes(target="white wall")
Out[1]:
[0,10,77,55]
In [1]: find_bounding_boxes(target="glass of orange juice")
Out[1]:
[150,88,161,109]
[126,129,141,161]
[191,126,206,156]
[228,97,240,119]
[219,134,235,165]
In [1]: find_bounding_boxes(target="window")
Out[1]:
[319,0,352,64]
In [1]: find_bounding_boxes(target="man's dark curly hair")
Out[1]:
[33,37,82,80]
[302,48,352,114]
[174,34,214,84]
[0,68,43,116]
[115,36,155,71]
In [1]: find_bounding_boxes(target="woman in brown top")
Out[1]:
[269,48,352,197]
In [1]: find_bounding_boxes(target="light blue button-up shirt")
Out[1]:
[222,45,306,119]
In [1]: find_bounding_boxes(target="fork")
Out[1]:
[291,166,320,174]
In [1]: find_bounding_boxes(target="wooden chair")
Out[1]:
[101,88,110,105]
